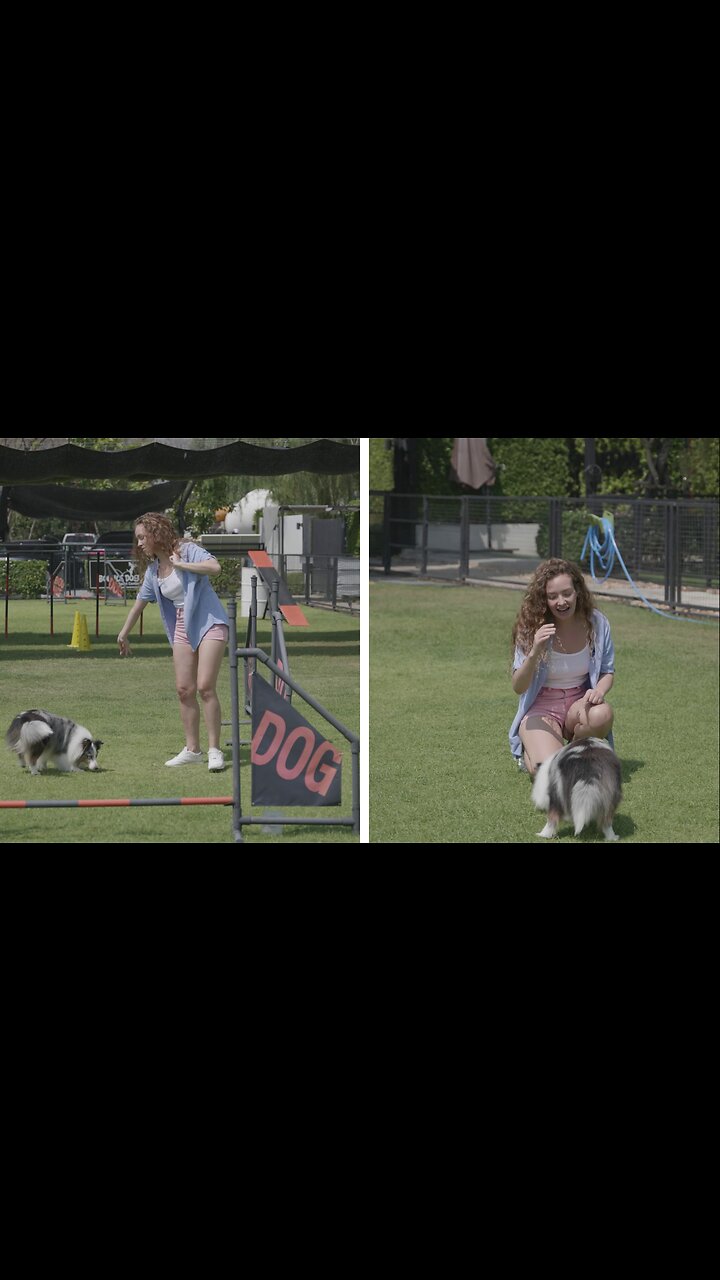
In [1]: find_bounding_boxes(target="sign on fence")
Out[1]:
[86,559,141,592]
[251,674,342,806]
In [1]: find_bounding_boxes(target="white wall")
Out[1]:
[261,507,304,556]
[415,523,540,555]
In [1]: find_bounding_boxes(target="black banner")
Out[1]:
[251,674,342,807]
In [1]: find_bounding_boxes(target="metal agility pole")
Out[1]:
[0,797,233,809]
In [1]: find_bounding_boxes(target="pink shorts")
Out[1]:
[520,684,588,739]
[173,608,229,648]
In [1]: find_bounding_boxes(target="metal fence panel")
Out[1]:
[371,492,719,613]
[274,552,359,610]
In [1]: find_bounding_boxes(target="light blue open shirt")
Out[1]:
[138,542,229,652]
[509,608,615,759]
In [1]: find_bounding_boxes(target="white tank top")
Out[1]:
[158,568,185,605]
[546,643,590,689]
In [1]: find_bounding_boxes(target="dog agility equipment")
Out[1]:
[2,580,360,841]
[0,797,232,808]
[67,611,92,650]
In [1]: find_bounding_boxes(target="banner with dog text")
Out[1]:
[251,674,342,806]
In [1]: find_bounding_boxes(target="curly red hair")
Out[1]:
[511,559,596,663]
[133,512,182,574]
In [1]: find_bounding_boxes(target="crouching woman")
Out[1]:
[509,559,616,778]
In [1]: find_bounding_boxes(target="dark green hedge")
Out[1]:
[7,560,48,598]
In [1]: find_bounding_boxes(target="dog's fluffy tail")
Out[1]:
[22,721,53,744]
[12,721,53,752]
[570,781,606,835]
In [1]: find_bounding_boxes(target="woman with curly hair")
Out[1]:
[117,513,229,770]
[509,558,616,776]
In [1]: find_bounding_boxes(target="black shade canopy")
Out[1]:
[6,482,186,522]
[0,439,359,484]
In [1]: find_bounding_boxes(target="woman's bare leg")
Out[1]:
[519,715,564,777]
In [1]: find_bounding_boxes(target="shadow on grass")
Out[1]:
[273,629,359,659]
[563,810,637,841]
[1,633,172,659]
[620,757,645,783]
[2,625,359,661]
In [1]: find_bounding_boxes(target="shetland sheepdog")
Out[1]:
[6,710,103,774]
[531,737,622,841]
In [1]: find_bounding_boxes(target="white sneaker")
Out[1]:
[165,748,204,766]
[207,748,225,771]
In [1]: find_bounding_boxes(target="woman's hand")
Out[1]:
[118,632,132,658]
[169,552,220,576]
[583,689,605,706]
[531,623,556,655]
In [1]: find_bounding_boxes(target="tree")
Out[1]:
[181,438,359,535]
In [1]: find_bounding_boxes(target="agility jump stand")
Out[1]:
[1,596,359,842]
[268,577,293,703]
[243,573,259,714]
[242,573,295,713]
[228,598,359,842]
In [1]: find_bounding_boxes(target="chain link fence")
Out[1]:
[275,553,360,611]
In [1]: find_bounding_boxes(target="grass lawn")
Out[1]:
[0,599,359,844]
[370,581,719,844]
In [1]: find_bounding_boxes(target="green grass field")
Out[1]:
[0,600,359,844]
[370,582,719,844]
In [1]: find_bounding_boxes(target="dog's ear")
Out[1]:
[93,740,104,751]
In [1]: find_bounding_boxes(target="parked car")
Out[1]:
[62,532,96,546]
[94,530,135,553]
[60,532,97,588]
